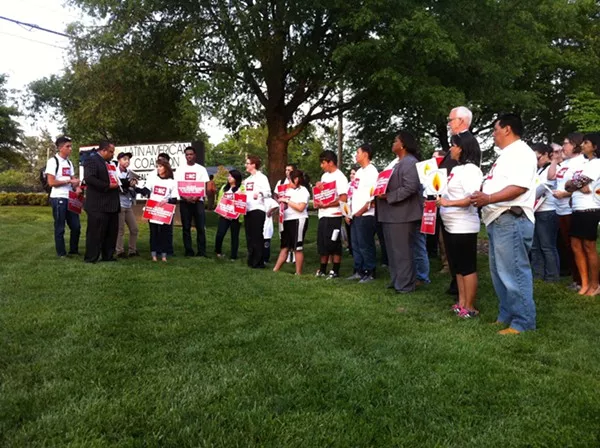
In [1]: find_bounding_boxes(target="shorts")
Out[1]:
[570,209,600,241]
[317,216,343,256]
[280,218,308,251]
[444,230,478,276]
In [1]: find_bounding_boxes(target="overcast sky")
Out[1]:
[0,0,226,144]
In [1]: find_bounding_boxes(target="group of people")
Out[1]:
[46,106,600,335]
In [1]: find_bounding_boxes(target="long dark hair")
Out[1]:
[583,133,600,158]
[450,133,481,166]
[566,132,584,154]
[224,169,243,192]
[396,130,421,161]
[289,169,309,188]
[156,159,174,179]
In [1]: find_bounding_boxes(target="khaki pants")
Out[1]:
[116,207,139,254]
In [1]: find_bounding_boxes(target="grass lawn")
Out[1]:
[1,206,599,447]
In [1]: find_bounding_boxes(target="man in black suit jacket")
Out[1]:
[84,140,121,263]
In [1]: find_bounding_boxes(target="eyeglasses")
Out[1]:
[447,117,461,122]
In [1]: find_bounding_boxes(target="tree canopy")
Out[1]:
[0,74,26,172]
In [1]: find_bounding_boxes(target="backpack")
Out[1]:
[40,156,73,193]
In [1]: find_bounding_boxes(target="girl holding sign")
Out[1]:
[273,170,311,275]
[142,160,178,262]
[435,133,482,318]
[215,170,243,260]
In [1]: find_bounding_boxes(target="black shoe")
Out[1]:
[185,251,195,257]
[128,251,140,257]
[68,251,80,255]
[101,258,117,262]
[116,252,127,259]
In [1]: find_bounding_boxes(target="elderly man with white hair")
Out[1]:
[438,106,481,297]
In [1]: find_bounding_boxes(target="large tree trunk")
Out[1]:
[266,115,289,187]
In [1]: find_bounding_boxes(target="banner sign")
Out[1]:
[143,199,176,225]
[215,197,239,220]
[107,163,119,187]
[313,181,337,207]
[68,191,84,214]
[372,169,394,197]
[233,193,247,215]
[420,200,437,235]
[178,181,205,198]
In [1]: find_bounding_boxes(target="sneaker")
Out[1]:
[346,272,362,280]
[359,275,375,283]
[216,253,226,259]
[568,282,581,291]
[451,303,461,314]
[315,270,327,277]
[116,252,127,259]
[128,251,140,257]
[457,308,479,319]
[326,271,340,280]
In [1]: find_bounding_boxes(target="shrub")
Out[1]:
[0,193,49,206]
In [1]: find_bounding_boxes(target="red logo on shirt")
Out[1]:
[556,167,568,179]
[447,173,454,183]
[62,167,70,176]
[153,186,167,196]
[185,173,196,181]
[246,182,254,191]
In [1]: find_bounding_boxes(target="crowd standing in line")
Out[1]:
[45,107,600,335]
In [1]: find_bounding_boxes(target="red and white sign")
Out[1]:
[420,200,437,235]
[107,163,119,187]
[177,181,205,198]
[313,181,337,207]
[143,199,176,224]
[233,193,247,215]
[372,169,393,197]
[348,178,359,199]
[67,191,84,214]
[277,183,290,198]
[215,197,239,219]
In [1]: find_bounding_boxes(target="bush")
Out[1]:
[0,193,49,206]
[0,169,42,192]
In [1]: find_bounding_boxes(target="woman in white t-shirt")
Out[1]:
[273,170,310,275]
[550,132,585,288]
[531,143,560,282]
[243,155,272,269]
[141,160,178,262]
[435,133,483,318]
[565,133,600,296]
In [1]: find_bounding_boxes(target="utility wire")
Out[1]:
[0,15,72,39]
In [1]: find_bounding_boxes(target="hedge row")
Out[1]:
[0,193,50,206]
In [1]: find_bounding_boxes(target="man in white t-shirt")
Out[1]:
[314,150,348,279]
[174,146,210,257]
[346,144,379,282]
[470,114,537,335]
[45,136,82,257]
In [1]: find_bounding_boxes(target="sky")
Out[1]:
[0,0,226,144]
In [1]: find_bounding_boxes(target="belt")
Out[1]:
[501,206,524,217]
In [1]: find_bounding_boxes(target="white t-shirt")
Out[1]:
[481,139,537,226]
[318,169,349,218]
[45,155,75,199]
[571,158,600,211]
[174,163,209,201]
[554,154,587,216]
[147,177,178,202]
[534,164,556,213]
[351,163,379,217]
[243,171,271,212]
[440,163,483,233]
[284,186,310,220]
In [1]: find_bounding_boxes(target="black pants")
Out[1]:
[150,222,173,256]
[84,210,119,262]
[245,210,266,268]
[180,200,206,256]
[215,217,241,259]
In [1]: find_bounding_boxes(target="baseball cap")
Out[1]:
[117,152,133,160]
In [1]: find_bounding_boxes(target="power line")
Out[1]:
[0,15,72,39]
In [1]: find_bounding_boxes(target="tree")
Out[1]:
[0,74,26,172]
[65,0,407,184]
[27,51,201,146]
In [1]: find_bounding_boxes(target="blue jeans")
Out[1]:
[413,227,430,283]
[351,215,377,274]
[50,197,81,256]
[488,213,536,332]
[531,211,560,281]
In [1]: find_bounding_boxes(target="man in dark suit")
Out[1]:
[83,140,121,263]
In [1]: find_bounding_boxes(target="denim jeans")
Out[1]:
[351,215,377,274]
[531,211,560,282]
[413,227,430,283]
[488,213,536,332]
[50,197,81,256]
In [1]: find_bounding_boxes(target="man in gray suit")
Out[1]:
[376,131,423,293]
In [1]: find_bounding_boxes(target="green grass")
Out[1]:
[1,206,599,447]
